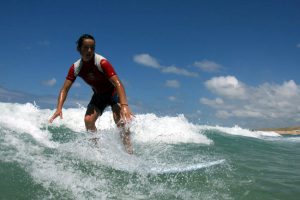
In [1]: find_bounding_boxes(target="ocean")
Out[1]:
[0,102,299,200]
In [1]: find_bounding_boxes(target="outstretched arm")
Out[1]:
[109,75,133,122]
[49,79,73,123]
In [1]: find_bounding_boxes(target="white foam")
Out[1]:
[50,108,213,145]
[0,102,56,147]
[0,102,285,147]
[202,125,281,138]
[1,129,109,199]
[130,113,212,145]
[1,125,221,199]
[0,102,223,199]
[261,135,300,143]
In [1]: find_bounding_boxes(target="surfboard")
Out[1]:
[148,159,225,174]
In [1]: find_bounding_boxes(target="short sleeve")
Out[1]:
[100,59,117,78]
[66,64,77,82]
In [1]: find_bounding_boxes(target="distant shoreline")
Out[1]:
[257,126,300,135]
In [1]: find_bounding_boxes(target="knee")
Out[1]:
[84,115,95,126]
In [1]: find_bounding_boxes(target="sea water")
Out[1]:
[0,102,299,200]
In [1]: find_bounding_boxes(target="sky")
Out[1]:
[1,0,300,128]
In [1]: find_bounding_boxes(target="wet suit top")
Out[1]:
[66,53,117,95]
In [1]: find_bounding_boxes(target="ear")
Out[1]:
[77,46,81,52]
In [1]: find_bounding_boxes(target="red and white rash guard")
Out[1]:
[66,53,117,94]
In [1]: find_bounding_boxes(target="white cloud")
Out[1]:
[168,96,177,101]
[297,43,300,48]
[0,86,89,108]
[215,110,231,119]
[201,77,300,124]
[42,78,57,86]
[133,54,161,68]
[194,60,222,72]
[200,97,224,108]
[205,76,246,99]
[133,53,198,77]
[0,87,24,100]
[275,80,298,97]
[162,66,198,77]
[216,109,266,119]
[165,80,180,88]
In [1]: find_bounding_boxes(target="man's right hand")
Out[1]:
[49,110,63,123]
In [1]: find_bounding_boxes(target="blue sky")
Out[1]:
[1,0,300,128]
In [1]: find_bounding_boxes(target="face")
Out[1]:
[79,39,95,62]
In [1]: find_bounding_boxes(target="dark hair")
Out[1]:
[76,34,95,50]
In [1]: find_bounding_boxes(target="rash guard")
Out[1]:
[66,53,117,94]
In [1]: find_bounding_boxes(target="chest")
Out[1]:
[78,63,106,83]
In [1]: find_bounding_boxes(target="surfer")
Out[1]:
[49,34,134,154]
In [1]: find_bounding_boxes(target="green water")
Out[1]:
[1,126,299,200]
[209,131,300,200]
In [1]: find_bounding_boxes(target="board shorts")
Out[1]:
[87,92,119,115]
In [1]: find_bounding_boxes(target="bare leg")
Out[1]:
[112,104,133,154]
[119,124,133,154]
[85,105,100,144]
[85,104,100,132]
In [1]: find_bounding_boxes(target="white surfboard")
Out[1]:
[148,159,225,174]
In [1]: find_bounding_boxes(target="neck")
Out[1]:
[82,55,94,63]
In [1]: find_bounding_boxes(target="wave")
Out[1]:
[0,102,212,145]
[201,125,281,138]
[0,102,288,150]
[1,102,298,199]
[0,102,218,172]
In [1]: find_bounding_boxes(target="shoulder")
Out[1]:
[66,59,81,81]
[94,53,106,65]
[74,58,82,67]
[98,58,117,78]
[94,53,113,74]
[72,58,83,75]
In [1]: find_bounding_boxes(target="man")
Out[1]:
[49,34,134,154]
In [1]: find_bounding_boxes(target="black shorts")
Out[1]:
[87,92,119,115]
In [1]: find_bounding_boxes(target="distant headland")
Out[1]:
[258,126,300,135]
